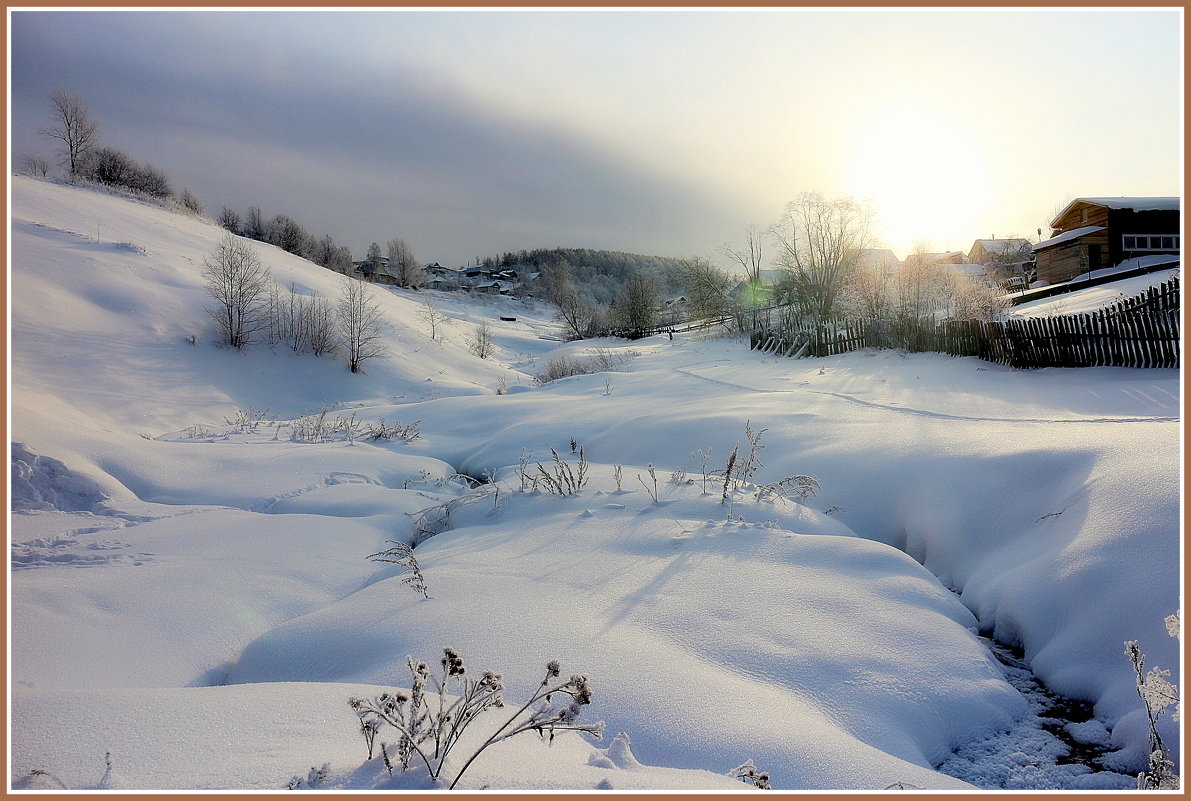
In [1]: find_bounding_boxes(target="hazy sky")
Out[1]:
[10,9,1183,267]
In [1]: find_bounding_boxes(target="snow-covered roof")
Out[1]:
[1032,225,1106,252]
[952,262,987,277]
[1049,197,1180,227]
[971,238,1031,255]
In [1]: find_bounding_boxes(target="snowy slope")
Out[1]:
[9,177,1180,790]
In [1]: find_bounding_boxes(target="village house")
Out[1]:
[352,257,397,285]
[968,237,1035,289]
[424,263,462,291]
[968,237,1033,266]
[1032,197,1180,284]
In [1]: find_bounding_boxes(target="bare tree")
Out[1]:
[328,244,354,274]
[77,146,135,186]
[468,322,495,359]
[130,163,172,198]
[20,154,52,177]
[554,285,602,340]
[610,275,660,336]
[217,206,242,234]
[179,188,205,215]
[243,206,266,240]
[679,256,734,321]
[721,224,764,284]
[387,238,425,287]
[768,192,876,320]
[305,293,338,356]
[337,277,389,373]
[420,300,450,341]
[202,235,271,349]
[40,89,100,176]
[267,214,311,257]
[311,234,337,268]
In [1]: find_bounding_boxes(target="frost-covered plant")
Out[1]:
[410,491,491,545]
[348,650,603,790]
[755,475,821,502]
[740,420,767,484]
[223,406,270,433]
[365,417,421,442]
[367,540,429,599]
[718,445,739,505]
[613,464,623,492]
[529,448,588,496]
[516,449,532,492]
[637,464,659,503]
[694,449,713,494]
[290,408,333,443]
[729,759,771,790]
[1127,611,1181,790]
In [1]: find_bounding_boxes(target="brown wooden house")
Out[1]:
[1033,197,1180,284]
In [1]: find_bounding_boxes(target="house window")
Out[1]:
[1123,234,1180,251]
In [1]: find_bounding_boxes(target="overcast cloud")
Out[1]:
[10,10,1182,266]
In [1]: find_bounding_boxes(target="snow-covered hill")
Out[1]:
[9,176,1180,790]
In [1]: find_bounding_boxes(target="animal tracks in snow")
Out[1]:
[11,535,154,569]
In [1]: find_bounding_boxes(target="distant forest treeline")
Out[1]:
[478,247,692,306]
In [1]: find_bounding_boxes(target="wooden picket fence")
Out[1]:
[750,276,1180,369]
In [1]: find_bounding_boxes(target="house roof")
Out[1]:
[1048,197,1180,228]
[1033,223,1105,251]
[971,238,1031,255]
[1032,225,1106,252]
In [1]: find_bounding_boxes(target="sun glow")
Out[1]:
[844,102,998,257]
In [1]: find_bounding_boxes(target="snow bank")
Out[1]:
[9,177,1180,789]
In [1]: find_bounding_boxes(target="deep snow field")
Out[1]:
[8,176,1182,791]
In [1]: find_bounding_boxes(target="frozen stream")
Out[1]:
[935,634,1136,789]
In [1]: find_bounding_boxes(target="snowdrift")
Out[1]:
[9,176,1180,790]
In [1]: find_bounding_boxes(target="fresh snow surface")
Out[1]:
[1004,269,1179,318]
[9,176,1182,791]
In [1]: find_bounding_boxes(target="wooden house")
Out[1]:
[968,238,1032,265]
[1033,197,1180,284]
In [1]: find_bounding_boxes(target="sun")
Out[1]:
[843,102,997,256]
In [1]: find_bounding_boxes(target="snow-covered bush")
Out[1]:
[535,348,636,384]
[348,650,602,789]
[729,759,772,790]
[536,353,588,383]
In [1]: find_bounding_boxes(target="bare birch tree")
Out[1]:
[40,89,100,177]
[337,277,389,373]
[721,224,765,284]
[202,235,271,349]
